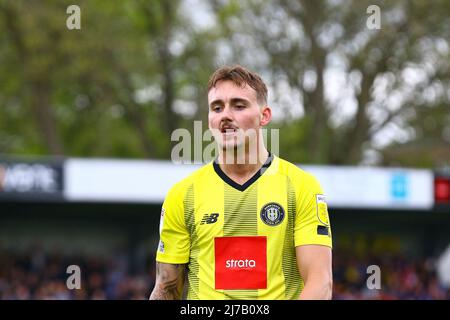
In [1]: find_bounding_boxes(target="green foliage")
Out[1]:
[219,0,450,166]
[0,0,448,168]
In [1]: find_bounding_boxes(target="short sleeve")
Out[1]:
[294,172,332,248]
[155,184,191,264]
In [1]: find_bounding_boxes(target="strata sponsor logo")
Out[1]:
[225,259,256,269]
[215,236,267,290]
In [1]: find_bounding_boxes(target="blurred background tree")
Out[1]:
[0,0,449,167]
[0,0,219,158]
[216,0,450,166]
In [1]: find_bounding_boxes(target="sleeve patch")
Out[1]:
[316,194,330,226]
[159,207,165,234]
[317,225,329,236]
[158,240,165,253]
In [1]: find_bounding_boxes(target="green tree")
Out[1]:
[212,0,450,166]
[0,0,219,159]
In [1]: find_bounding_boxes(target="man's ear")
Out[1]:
[260,106,272,126]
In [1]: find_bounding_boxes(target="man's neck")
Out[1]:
[217,147,269,185]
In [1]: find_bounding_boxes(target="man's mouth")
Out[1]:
[220,126,237,135]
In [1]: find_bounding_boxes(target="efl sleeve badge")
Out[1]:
[316,194,330,226]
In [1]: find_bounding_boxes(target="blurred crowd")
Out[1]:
[1,244,449,300]
[0,246,155,300]
[333,248,450,299]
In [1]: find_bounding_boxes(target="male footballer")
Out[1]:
[150,65,332,300]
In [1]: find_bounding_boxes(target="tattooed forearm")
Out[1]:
[149,262,186,300]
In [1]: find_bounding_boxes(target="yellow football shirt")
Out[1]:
[156,154,332,300]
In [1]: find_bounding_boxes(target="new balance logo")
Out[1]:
[200,213,219,225]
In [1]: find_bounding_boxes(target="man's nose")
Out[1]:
[220,104,233,121]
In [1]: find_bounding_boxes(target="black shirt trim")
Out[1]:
[213,152,274,192]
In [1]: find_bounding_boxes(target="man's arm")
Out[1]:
[296,244,333,300]
[149,262,186,300]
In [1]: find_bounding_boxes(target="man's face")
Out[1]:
[208,80,268,151]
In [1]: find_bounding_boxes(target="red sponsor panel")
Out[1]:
[214,236,267,290]
[435,177,450,203]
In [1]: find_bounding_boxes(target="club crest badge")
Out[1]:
[260,203,285,226]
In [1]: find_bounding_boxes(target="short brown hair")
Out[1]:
[207,65,268,106]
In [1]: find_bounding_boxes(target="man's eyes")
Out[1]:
[211,104,246,111]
